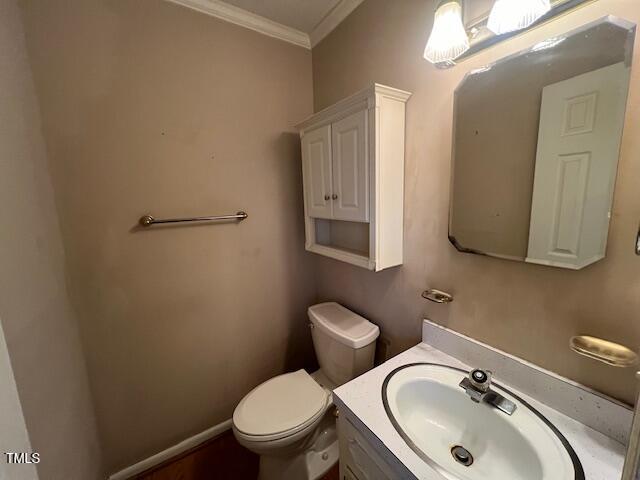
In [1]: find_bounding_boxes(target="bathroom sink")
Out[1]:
[382,363,584,480]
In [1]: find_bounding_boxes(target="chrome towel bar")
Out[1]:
[139,211,248,227]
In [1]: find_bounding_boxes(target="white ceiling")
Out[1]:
[222,0,343,33]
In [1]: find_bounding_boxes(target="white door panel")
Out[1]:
[301,125,333,219]
[527,62,629,269]
[548,152,590,257]
[332,110,369,222]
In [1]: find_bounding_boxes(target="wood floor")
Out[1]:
[133,430,340,480]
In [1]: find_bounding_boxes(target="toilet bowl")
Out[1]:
[232,302,379,480]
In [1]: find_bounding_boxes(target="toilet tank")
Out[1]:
[308,302,380,387]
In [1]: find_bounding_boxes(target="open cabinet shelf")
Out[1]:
[309,218,372,269]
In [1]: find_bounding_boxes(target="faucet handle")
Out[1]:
[469,369,492,393]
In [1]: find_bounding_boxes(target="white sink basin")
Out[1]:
[382,363,584,480]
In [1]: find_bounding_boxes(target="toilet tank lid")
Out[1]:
[308,302,379,349]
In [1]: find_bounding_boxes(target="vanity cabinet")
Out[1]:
[338,414,396,480]
[297,84,411,271]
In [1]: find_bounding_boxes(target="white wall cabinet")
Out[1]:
[297,84,411,271]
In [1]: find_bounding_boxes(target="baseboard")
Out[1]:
[108,419,233,480]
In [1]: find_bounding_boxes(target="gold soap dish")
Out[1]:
[570,335,639,368]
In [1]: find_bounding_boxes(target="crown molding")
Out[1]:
[164,0,311,49]
[164,0,364,50]
[309,0,365,48]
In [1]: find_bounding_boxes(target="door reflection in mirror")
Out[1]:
[450,17,635,270]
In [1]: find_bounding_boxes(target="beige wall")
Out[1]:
[313,0,640,404]
[0,0,104,478]
[20,0,316,473]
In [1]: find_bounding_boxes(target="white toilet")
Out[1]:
[232,302,379,480]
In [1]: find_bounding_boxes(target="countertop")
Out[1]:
[334,341,627,480]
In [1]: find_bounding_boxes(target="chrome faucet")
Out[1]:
[459,369,517,416]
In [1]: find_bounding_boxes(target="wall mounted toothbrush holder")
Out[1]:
[422,289,454,304]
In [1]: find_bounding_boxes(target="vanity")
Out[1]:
[334,320,631,480]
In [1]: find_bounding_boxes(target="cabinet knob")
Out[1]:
[332,194,338,200]
[324,195,330,201]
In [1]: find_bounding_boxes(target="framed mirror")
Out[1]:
[450,16,635,270]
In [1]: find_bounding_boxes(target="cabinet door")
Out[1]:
[344,467,360,480]
[527,63,628,269]
[339,416,394,480]
[331,110,369,222]
[302,125,333,219]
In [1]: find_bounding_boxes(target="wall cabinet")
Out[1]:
[297,84,411,271]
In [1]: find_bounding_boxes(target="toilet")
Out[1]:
[232,302,379,480]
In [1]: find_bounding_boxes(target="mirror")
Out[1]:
[450,17,635,270]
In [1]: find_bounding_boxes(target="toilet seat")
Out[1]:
[233,369,329,442]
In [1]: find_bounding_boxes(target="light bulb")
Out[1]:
[424,0,470,64]
[487,0,552,35]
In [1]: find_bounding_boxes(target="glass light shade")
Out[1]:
[487,0,552,35]
[423,0,470,64]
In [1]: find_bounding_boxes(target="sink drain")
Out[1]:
[451,446,474,467]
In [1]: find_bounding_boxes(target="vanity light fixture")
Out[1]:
[423,0,594,68]
[423,0,469,64]
[487,0,552,34]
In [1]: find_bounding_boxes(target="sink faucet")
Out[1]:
[459,369,517,416]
